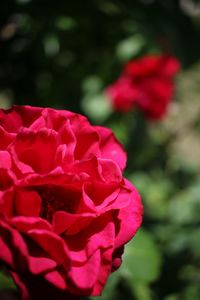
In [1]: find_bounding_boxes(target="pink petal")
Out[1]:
[29,256,57,274]
[114,180,143,249]
[45,270,67,290]
[0,151,11,169]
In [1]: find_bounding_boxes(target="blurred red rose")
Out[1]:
[106,54,180,120]
[106,77,138,113]
[0,105,143,300]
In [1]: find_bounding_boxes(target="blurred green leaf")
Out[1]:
[132,282,153,300]
[44,34,60,57]
[130,173,173,220]
[109,117,133,146]
[169,182,200,224]
[120,229,162,284]
[116,35,145,61]
[0,272,16,290]
[183,284,200,300]
[82,76,103,94]
[0,90,12,109]
[55,17,76,31]
[81,93,112,123]
[164,295,179,300]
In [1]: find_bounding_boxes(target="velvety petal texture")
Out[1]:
[106,54,180,120]
[0,105,143,300]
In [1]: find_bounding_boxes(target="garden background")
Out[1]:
[1,0,200,299]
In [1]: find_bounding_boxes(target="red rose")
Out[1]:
[0,106,143,300]
[106,54,180,120]
[106,77,138,112]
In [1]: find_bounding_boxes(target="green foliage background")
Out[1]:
[1,1,200,299]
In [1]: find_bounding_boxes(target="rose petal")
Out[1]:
[95,126,127,170]
[0,126,15,150]
[29,256,57,275]
[13,128,58,174]
[114,180,143,249]
[0,220,29,272]
[15,188,41,217]
[45,270,67,290]
[53,211,94,235]
[28,230,70,269]
[0,151,12,169]
[11,216,52,232]
[69,249,101,292]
